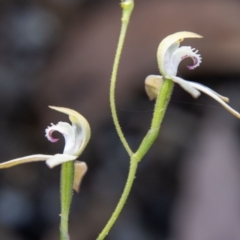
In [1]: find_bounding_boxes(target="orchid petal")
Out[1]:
[0,154,53,169]
[73,161,87,192]
[157,31,202,76]
[145,75,163,100]
[46,154,77,168]
[187,81,240,118]
[49,106,91,157]
[171,76,201,98]
[186,82,229,102]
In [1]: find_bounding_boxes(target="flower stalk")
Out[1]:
[97,78,174,240]
[60,161,74,240]
[96,157,138,240]
[135,78,174,161]
[109,0,134,157]
[97,1,174,239]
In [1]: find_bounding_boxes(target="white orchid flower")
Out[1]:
[145,31,240,118]
[0,106,90,192]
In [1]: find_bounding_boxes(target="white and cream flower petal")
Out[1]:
[0,106,91,169]
[147,31,240,118]
[157,31,202,77]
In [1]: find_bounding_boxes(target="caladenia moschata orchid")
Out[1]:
[0,106,90,191]
[145,31,240,118]
[0,106,90,240]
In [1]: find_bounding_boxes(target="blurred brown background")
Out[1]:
[0,0,240,239]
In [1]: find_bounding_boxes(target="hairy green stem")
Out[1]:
[109,0,134,157]
[134,78,174,161]
[98,1,174,239]
[98,79,173,240]
[97,157,138,240]
[60,161,74,240]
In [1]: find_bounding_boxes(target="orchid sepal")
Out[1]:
[46,154,78,168]
[0,153,77,169]
[145,75,163,100]
[73,161,87,192]
[0,154,53,169]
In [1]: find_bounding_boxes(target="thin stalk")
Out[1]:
[60,161,74,240]
[110,0,134,157]
[98,1,175,239]
[97,79,174,239]
[97,157,138,240]
[134,79,174,161]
